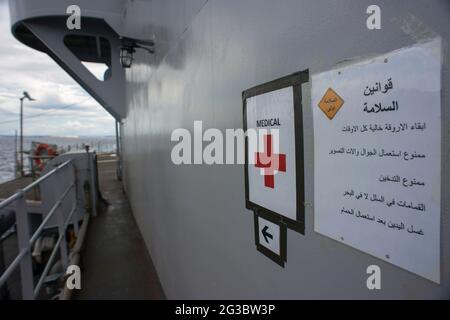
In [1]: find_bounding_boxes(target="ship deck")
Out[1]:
[74,155,165,299]
[0,154,165,300]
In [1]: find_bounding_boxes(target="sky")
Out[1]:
[0,1,115,136]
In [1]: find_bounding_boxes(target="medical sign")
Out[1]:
[243,71,308,234]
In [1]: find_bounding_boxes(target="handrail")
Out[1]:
[0,157,84,299]
[0,183,75,291]
[34,203,77,297]
[0,160,72,210]
[29,182,75,245]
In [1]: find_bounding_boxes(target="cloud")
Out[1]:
[0,2,115,136]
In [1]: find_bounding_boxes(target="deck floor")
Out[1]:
[74,156,165,300]
[0,176,34,200]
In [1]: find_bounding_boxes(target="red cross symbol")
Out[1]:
[254,134,286,189]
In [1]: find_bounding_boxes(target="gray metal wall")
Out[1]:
[121,0,450,299]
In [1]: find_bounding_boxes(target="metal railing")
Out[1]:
[0,159,80,299]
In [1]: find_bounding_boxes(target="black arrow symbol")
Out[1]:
[262,226,273,243]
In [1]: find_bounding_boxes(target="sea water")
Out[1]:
[0,135,117,184]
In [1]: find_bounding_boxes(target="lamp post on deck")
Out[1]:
[19,91,35,177]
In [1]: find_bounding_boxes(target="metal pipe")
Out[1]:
[87,151,97,217]
[14,130,18,178]
[34,204,77,297]
[115,120,122,181]
[60,212,90,300]
[33,227,64,297]
[20,98,23,177]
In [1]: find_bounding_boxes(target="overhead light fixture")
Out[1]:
[21,91,35,101]
[120,46,135,68]
[119,37,154,68]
